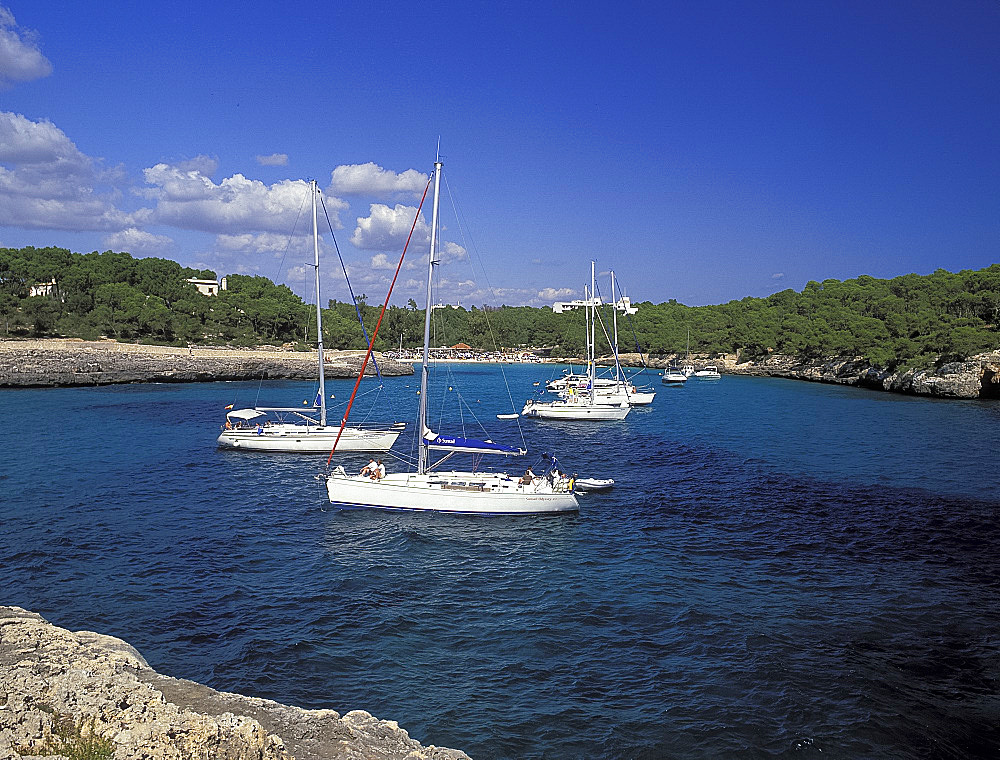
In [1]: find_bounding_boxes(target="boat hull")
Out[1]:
[521,400,630,420]
[625,391,655,405]
[218,424,402,453]
[326,472,580,514]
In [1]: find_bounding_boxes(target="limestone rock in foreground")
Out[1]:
[0,606,470,760]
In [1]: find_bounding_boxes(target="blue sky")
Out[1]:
[0,1,997,308]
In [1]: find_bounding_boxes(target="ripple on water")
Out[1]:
[1,373,999,759]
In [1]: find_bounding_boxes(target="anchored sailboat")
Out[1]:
[217,180,404,453]
[325,157,579,514]
[522,262,631,421]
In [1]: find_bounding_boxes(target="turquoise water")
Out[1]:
[2,365,998,758]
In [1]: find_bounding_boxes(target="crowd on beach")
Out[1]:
[386,349,544,363]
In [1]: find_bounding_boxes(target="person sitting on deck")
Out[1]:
[371,460,386,480]
[360,458,376,477]
[520,467,535,485]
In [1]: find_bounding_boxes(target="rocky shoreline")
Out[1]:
[607,351,1000,399]
[718,352,1000,399]
[0,606,470,760]
[0,340,414,388]
[3,340,998,399]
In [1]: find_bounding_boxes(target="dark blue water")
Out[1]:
[2,366,998,759]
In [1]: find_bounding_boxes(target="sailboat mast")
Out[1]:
[583,284,590,384]
[312,180,327,427]
[589,260,597,403]
[611,270,619,383]
[417,159,443,475]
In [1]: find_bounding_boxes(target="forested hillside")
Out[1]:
[0,247,308,346]
[2,246,997,369]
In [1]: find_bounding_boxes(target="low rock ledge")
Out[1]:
[0,340,414,388]
[0,606,470,760]
[608,351,1000,399]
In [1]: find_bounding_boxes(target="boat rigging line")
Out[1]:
[324,176,433,468]
[611,274,654,379]
[442,172,528,449]
[320,192,382,383]
[591,278,631,397]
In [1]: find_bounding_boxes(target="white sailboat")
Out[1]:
[680,330,695,377]
[522,262,631,421]
[543,273,654,405]
[605,270,655,405]
[326,157,579,515]
[218,180,405,453]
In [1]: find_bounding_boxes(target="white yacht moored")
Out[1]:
[662,368,688,385]
[693,365,722,380]
[220,409,404,453]
[218,180,404,454]
[326,155,579,515]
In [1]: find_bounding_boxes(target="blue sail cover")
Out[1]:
[424,433,526,456]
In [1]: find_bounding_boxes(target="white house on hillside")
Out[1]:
[552,294,637,315]
[29,281,57,297]
[186,277,227,296]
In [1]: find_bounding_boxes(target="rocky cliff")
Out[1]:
[719,352,1000,399]
[606,351,1000,399]
[0,341,414,388]
[0,606,470,760]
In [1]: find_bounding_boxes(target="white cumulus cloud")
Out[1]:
[256,153,288,167]
[215,231,313,256]
[537,287,578,301]
[142,163,348,235]
[0,111,131,231]
[0,6,53,89]
[329,162,428,197]
[350,203,468,269]
[351,203,429,251]
[370,253,394,270]
[103,228,173,254]
[439,240,467,263]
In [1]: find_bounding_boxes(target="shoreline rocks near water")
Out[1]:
[719,352,1000,399]
[2,340,998,400]
[607,351,1000,400]
[0,606,471,760]
[0,340,414,388]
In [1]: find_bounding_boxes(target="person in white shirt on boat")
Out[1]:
[371,460,386,480]
[360,458,376,477]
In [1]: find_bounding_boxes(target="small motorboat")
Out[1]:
[662,367,687,385]
[496,413,520,420]
[573,477,615,492]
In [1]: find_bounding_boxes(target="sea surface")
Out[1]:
[2,364,999,759]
